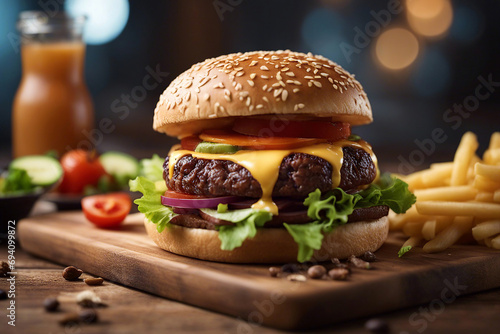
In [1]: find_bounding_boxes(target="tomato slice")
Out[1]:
[199,130,322,150]
[164,190,204,199]
[232,118,351,141]
[81,193,132,228]
[181,136,202,151]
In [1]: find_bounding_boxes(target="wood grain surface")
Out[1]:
[16,211,500,330]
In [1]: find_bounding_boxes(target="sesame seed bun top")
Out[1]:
[153,50,372,137]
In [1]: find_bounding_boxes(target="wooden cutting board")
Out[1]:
[18,211,500,330]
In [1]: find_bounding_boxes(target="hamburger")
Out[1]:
[130,50,415,263]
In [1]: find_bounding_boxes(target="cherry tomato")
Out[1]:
[164,190,204,199]
[181,136,202,151]
[199,130,323,150]
[58,150,107,194]
[81,193,132,228]
[232,118,351,141]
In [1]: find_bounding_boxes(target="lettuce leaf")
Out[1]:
[129,176,174,233]
[284,222,326,263]
[200,208,272,250]
[139,154,165,182]
[284,175,415,262]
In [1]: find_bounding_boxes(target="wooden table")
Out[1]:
[1,203,500,333]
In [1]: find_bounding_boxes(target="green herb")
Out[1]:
[348,134,361,141]
[217,203,228,213]
[398,245,412,257]
[139,154,164,182]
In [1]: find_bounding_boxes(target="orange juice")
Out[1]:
[12,42,94,157]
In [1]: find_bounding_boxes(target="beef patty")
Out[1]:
[163,146,376,198]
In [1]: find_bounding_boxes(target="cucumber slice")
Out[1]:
[99,151,140,179]
[10,155,63,186]
[195,142,240,154]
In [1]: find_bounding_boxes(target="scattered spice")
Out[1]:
[0,261,10,277]
[287,274,307,282]
[268,266,281,277]
[79,309,99,324]
[328,268,349,281]
[331,258,350,270]
[0,289,7,300]
[281,263,300,273]
[43,297,59,312]
[349,255,371,269]
[59,313,80,326]
[307,265,326,279]
[361,251,377,263]
[84,277,104,286]
[62,266,83,281]
[365,318,389,333]
[76,290,107,308]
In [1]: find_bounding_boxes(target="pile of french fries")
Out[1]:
[391,132,500,252]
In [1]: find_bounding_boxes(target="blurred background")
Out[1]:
[1,0,499,172]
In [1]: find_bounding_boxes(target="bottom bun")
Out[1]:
[144,216,389,263]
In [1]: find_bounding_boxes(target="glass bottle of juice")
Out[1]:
[12,11,94,157]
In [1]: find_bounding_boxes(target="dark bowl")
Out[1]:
[0,189,44,237]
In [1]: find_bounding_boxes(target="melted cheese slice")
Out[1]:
[169,140,376,215]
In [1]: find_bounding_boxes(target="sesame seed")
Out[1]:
[267,86,273,92]
[249,60,258,66]
[256,104,264,109]
[235,83,242,91]
[239,91,249,97]
[262,84,268,91]
[274,88,283,97]
[214,82,225,89]
[260,65,269,71]
[236,71,244,77]
[261,75,269,79]
[282,89,288,101]
[328,77,334,84]
[272,83,281,88]
[249,105,254,111]
[314,75,321,79]
[308,82,313,87]
[281,67,289,72]
[224,95,231,102]
[333,84,338,89]
[247,80,255,87]
[262,96,269,102]
[313,69,319,74]
[246,97,252,106]
[320,73,329,77]
[224,89,230,95]
[293,88,300,93]
[285,72,295,77]
[185,91,191,101]
[271,55,279,60]
[195,87,200,93]
[276,72,282,80]
[304,76,313,79]
[293,80,302,85]
[298,103,305,109]
[250,73,256,79]
[286,80,295,84]
[203,93,210,101]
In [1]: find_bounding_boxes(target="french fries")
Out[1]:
[392,132,500,252]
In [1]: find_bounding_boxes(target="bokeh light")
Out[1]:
[411,48,450,97]
[450,4,484,44]
[406,0,453,38]
[301,8,347,67]
[65,0,129,45]
[375,28,419,70]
